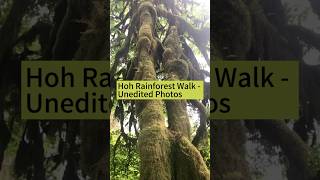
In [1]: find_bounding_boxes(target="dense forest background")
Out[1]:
[0,0,108,179]
[213,0,320,180]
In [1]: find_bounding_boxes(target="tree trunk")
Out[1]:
[164,26,191,140]
[135,2,209,180]
[134,3,172,179]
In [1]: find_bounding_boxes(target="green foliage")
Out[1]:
[110,130,140,180]
[200,131,210,168]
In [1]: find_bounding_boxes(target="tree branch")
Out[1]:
[255,120,317,180]
[309,0,320,19]
[287,25,320,52]
[156,7,210,64]
[190,100,208,148]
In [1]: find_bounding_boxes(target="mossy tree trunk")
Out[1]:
[134,1,209,180]
[163,26,191,140]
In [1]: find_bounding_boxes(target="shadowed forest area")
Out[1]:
[0,0,108,179]
[213,0,320,180]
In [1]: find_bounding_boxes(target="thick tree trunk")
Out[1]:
[163,26,191,140]
[135,2,209,180]
[163,25,209,180]
[134,2,172,179]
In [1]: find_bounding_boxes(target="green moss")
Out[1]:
[165,59,189,79]
[173,136,210,180]
[166,100,191,139]
[138,120,172,180]
[138,101,165,129]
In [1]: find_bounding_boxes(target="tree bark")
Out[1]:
[134,2,209,180]
[163,26,191,140]
[134,2,172,179]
